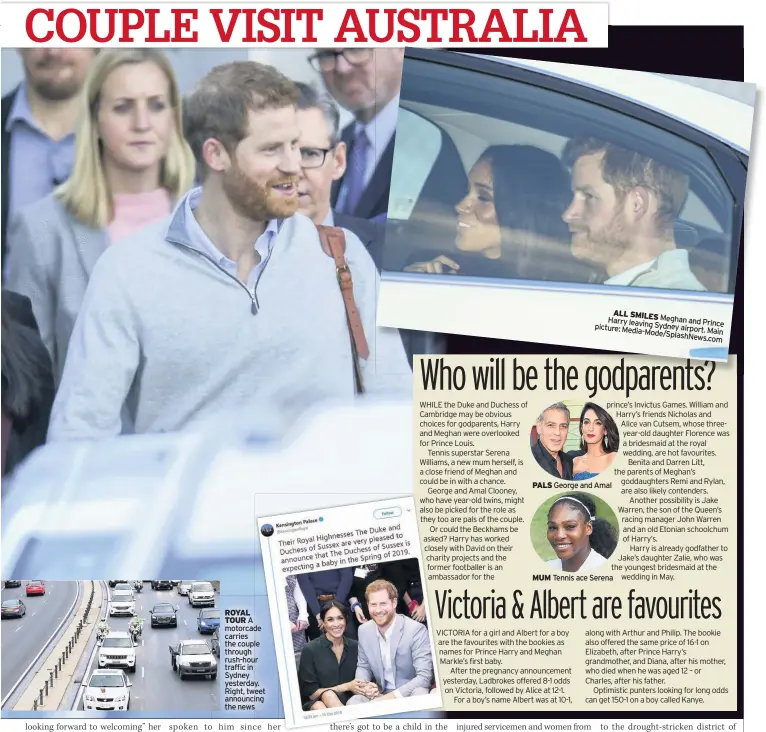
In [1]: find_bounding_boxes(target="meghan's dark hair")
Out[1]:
[478,145,572,279]
[481,145,571,240]
[547,492,618,559]
[319,600,347,622]
[1,291,54,429]
[578,402,620,454]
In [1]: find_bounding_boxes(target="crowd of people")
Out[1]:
[0,48,412,475]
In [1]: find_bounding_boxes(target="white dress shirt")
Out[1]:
[547,549,608,572]
[185,189,280,291]
[377,614,401,697]
[603,249,699,287]
[604,258,659,286]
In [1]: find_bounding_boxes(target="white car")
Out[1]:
[98,631,137,673]
[83,669,132,711]
[169,639,218,680]
[177,580,194,596]
[188,581,215,607]
[109,589,135,616]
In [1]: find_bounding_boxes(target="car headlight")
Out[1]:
[211,658,218,667]
[85,695,95,702]
[115,695,127,702]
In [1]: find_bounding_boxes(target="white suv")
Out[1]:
[109,590,135,616]
[98,632,137,673]
[188,582,215,607]
[83,669,132,711]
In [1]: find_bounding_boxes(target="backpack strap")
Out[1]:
[316,225,369,393]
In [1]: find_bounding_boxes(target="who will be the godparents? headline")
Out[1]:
[4,2,609,46]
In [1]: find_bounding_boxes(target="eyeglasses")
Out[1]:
[300,147,333,169]
[308,49,373,73]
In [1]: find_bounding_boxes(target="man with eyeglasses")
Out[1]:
[294,82,384,268]
[1,48,97,276]
[308,48,404,223]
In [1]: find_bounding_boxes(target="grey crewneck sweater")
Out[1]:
[47,194,411,441]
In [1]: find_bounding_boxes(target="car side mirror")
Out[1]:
[149,610,153,615]
[127,681,133,687]
[175,606,179,612]
[133,641,139,647]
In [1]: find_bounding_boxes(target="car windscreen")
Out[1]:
[153,604,174,613]
[2,600,21,607]
[183,644,210,655]
[200,610,219,619]
[102,637,132,648]
[88,674,125,687]
[112,591,133,599]
[191,583,213,592]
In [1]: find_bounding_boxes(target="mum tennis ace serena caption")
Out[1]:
[18,4,601,45]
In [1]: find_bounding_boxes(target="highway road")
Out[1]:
[1,581,79,700]
[77,584,220,712]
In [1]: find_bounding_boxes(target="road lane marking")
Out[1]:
[141,667,145,679]
[14,626,22,632]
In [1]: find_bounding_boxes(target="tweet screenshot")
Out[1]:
[259,497,443,727]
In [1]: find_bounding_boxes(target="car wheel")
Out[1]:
[128,663,136,674]
[211,673,217,681]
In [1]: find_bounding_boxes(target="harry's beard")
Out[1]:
[222,162,298,221]
[570,207,631,269]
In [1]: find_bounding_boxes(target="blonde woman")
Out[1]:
[7,49,195,383]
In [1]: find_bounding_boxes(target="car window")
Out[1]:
[103,637,132,648]
[192,583,213,592]
[384,55,739,294]
[388,108,444,220]
[89,674,125,687]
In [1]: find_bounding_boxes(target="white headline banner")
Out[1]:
[0,2,610,47]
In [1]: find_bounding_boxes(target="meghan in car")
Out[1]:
[404,144,596,283]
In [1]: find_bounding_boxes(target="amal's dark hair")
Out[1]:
[319,600,347,622]
[547,492,618,559]
[478,145,572,278]
[1,291,54,428]
[578,402,620,454]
